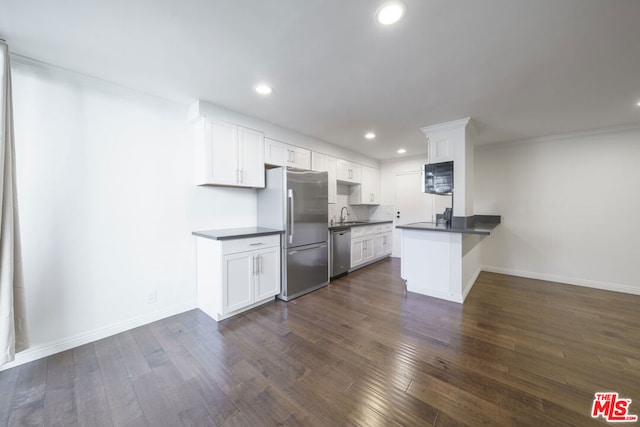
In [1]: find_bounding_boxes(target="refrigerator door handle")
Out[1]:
[288,243,327,255]
[288,188,294,244]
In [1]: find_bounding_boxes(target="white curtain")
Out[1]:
[0,40,28,366]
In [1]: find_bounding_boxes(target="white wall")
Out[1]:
[475,126,640,294]
[3,58,257,370]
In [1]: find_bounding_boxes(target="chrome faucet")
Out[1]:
[340,206,349,223]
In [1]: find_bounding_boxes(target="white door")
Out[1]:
[393,171,433,258]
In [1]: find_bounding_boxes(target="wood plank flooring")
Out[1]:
[2,258,640,426]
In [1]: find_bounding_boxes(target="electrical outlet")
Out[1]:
[146,291,157,304]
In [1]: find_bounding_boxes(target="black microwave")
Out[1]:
[422,161,453,194]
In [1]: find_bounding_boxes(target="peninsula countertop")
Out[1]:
[396,215,501,236]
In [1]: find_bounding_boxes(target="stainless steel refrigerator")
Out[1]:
[257,167,329,300]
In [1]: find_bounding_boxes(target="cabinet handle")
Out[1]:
[286,149,292,163]
[239,169,243,184]
[253,255,260,276]
[251,256,256,275]
[257,254,261,274]
[249,242,263,246]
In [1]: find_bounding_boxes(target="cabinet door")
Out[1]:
[289,146,311,170]
[264,138,288,166]
[355,166,380,205]
[368,167,381,204]
[312,152,337,204]
[325,155,337,204]
[373,234,384,258]
[196,119,238,185]
[222,252,254,313]
[254,247,281,301]
[351,239,364,268]
[362,237,374,263]
[428,135,454,163]
[337,159,361,184]
[237,126,265,188]
[382,232,393,255]
[265,139,310,169]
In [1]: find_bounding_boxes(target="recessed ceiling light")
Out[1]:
[376,1,406,25]
[397,148,406,154]
[255,84,273,95]
[636,101,640,106]
[365,132,376,139]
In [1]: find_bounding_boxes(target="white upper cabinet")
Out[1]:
[311,152,337,204]
[427,134,454,163]
[350,166,380,205]
[194,118,265,188]
[336,159,362,184]
[422,118,470,164]
[237,126,266,188]
[264,138,311,170]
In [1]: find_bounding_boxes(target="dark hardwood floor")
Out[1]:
[2,258,640,426]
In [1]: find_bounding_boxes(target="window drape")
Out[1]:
[0,40,28,366]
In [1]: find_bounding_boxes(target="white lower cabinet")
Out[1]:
[253,247,280,300]
[196,234,281,321]
[373,232,393,258]
[382,232,392,255]
[351,238,374,268]
[350,224,393,270]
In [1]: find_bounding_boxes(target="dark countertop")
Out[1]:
[328,220,393,231]
[192,227,283,240]
[396,215,501,236]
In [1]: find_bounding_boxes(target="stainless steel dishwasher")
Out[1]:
[330,228,351,280]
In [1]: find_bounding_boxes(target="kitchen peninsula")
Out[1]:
[396,215,500,303]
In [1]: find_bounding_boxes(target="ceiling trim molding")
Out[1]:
[420,117,471,136]
[476,122,640,151]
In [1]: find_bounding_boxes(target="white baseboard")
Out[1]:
[481,266,640,296]
[0,300,197,372]
[406,284,464,304]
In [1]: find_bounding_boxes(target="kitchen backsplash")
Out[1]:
[328,184,394,224]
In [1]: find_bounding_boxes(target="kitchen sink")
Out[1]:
[337,221,368,225]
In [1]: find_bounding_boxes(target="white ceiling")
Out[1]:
[2,0,640,159]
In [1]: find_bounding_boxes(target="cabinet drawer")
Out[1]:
[221,234,280,255]
[378,223,393,232]
[351,227,364,238]
[362,226,376,236]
